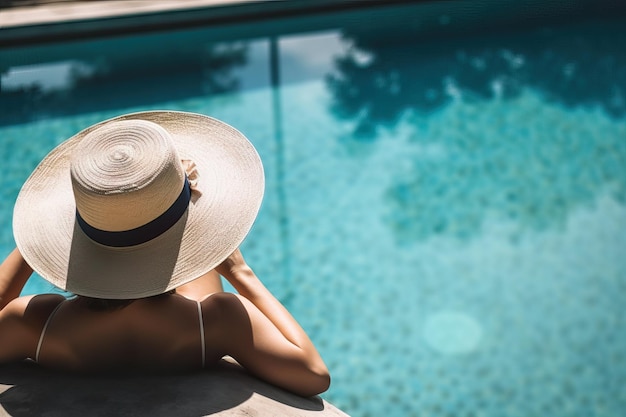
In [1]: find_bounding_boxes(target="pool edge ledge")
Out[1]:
[0,360,350,416]
[0,0,406,47]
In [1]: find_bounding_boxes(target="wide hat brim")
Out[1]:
[13,111,265,299]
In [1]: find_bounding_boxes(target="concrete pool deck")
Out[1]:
[1,0,280,46]
[1,0,247,24]
[0,0,389,46]
[1,0,260,27]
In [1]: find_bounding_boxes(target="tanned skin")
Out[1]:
[0,248,330,397]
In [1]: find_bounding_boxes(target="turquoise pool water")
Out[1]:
[2,3,626,416]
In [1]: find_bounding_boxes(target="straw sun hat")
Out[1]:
[13,111,265,299]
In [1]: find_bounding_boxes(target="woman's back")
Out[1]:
[31,294,218,372]
[1,250,330,396]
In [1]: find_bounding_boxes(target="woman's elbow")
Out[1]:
[299,365,331,397]
[314,369,331,395]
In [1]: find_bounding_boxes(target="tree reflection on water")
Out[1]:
[327,20,626,242]
[1,41,248,126]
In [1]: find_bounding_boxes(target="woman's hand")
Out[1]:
[215,248,252,283]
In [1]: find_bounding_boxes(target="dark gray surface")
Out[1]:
[0,360,347,416]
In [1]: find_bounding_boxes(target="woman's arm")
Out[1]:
[0,249,41,363]
[0,248,33,310]
[215,249,330,397]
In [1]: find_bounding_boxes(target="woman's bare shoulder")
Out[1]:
[200,293,249,337]
[200,292,248,324]
[0,294,65,362]
[2,294,65,320]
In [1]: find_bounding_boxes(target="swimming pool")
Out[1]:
[2,1,626,416]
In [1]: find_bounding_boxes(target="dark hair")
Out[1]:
[74,290,175,312]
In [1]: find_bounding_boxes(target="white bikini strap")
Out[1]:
[196,300,206,368]
[35,301,63,363]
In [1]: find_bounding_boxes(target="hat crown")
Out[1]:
[70,119,186,232]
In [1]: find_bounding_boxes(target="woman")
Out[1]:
[0,111,330,397]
